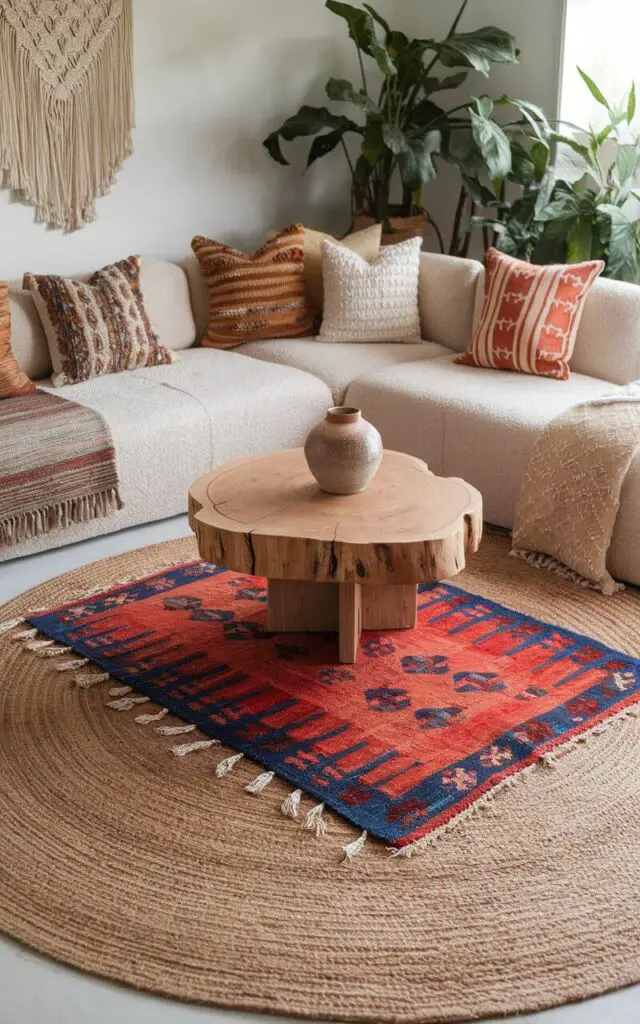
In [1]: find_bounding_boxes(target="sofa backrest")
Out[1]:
[8,259,196,381]
[418,252,483,352]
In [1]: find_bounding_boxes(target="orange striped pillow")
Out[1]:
[455,248,603,380]
[192,225,316,349]
[0,282,36,399]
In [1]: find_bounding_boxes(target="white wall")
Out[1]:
[0,0,392,279]
[399,0,567,254]
[0,0,563,279]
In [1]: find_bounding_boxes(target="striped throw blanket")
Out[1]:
[0,390,123,547]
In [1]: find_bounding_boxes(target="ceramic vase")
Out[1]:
[304,406,383,494]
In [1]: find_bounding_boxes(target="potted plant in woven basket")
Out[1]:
[263,0,529,246]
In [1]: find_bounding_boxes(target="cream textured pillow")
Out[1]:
[319,236,422,343]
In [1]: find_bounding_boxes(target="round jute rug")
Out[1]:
[1,533,640,1023]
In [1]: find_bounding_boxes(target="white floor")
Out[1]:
[1,515,638,1024]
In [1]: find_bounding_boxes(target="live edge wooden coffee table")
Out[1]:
[188,448,482,664]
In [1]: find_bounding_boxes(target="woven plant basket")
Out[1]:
[352,209,428,246]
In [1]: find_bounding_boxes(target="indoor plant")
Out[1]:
[468,70,640,281]
[263,0,525,245]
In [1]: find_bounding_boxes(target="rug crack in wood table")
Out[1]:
[189,448,483,663]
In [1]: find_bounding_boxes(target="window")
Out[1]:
[560,0,639,129]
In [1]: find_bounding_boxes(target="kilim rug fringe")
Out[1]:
[2,552,639,862]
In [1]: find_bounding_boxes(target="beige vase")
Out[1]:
[304,406,383,495]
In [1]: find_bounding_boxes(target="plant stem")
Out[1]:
[449,182,467,255]
[460,200,476,257]
[448,0,469,38]
[428,214,446,253]
[340,137,356,182]
[356,45,368,95]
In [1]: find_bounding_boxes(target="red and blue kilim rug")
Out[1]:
[26,560,640,852]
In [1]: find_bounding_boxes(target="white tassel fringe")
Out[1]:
[171,738,219,757]
[156,723,195,737]
[303,802,327,837]
[245,770,275,794]
[281,789,302,819]
[74,672,110,688]
[106,695,150,712]
[342,830,367,862]
[135,707,168,725]
[215,752,244,777]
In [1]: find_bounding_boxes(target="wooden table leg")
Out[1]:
[339,582,362,664]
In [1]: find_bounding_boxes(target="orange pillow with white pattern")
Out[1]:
[455,248,603,380]
[0,282,36,399]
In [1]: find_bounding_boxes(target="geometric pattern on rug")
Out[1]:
[26,560,640,850]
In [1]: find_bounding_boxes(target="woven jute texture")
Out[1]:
[1,533,639,1022]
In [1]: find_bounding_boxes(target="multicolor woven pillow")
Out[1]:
[455,247,604,380]
[24,256,174,387]
[191,224,316,349]
[0,283,36,398]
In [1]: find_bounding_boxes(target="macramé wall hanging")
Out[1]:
[0,0,134,231]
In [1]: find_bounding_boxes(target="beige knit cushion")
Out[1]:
[319,236,422,343]
[24,257,175,388]
[303,223,382,312]
[192,225,316,350]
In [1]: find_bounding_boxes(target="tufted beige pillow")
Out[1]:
[319,236,422,343]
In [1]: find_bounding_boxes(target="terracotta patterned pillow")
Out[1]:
[192,224,316,349]
[24,256,174,387]
[455,248,604,380]
[0,283,36,398]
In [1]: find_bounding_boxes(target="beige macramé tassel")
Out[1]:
[135,707,169,726]
[0,617,24,635]
[106,695,150,712]
[56,658,89,671]
[245,770,275,794]
[74,672,111,688]
[281,789,302,819]
[12,627,38,642]
[215,753,244,778]
[303,802,327,837]
[171,738,219,757]
[342,830,367,862]
[109,685,132,697]
[156,723,196,737]
[25,638,55,652]
[36,645,72,658]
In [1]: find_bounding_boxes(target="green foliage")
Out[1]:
[262,0,520,224]
[469,70,640,281]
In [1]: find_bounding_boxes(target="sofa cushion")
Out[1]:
[456,248,603,380]
[319,236,422,343]
[346,354,618,527]
[7,285,52,380]
[0,283,36,398]
[24,257,175,387]
[303,223,382,313]
[419,251,483,353]
[570,274,640,384]
[238,338,450,404]
[192,225,316,349]
[3,349,332,560]
[139,259,197,351]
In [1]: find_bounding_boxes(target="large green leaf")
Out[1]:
[614,144,640,189]
[263,106,361,165]
[597,204,640,281]
[306,128,350,168]
[628,82,637,124]
[325,1,396,77]
[398,131,442,188]
[577,67,610,109]
[536,190,582,222]
[508,141,536,188]
[566,217,594,262]
[326,77,379,114]
[469,106,511,178]
[498,95,551,145]
[438,26,518,76]
[422,71,467,95]
[362,115,385,166]
[362,2,389,34]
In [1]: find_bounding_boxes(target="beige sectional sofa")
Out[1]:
[4,253,640,587]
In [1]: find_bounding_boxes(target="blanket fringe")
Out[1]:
[510,547,624,596]
[56,658,89,671]
[343,830,367,861]
[106,695,150,712]
[0,616,24,635]
[0,490,124,548]
[215,752,244,777]
[156,723,195,737]
[171,738,219,757]
[390,700,640,858]
[109,685,132,697]
[135,707,168,725]
[281,789,302,819]
[74,671,111,688]
[245,770,275,794]
[302,802,327,837]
